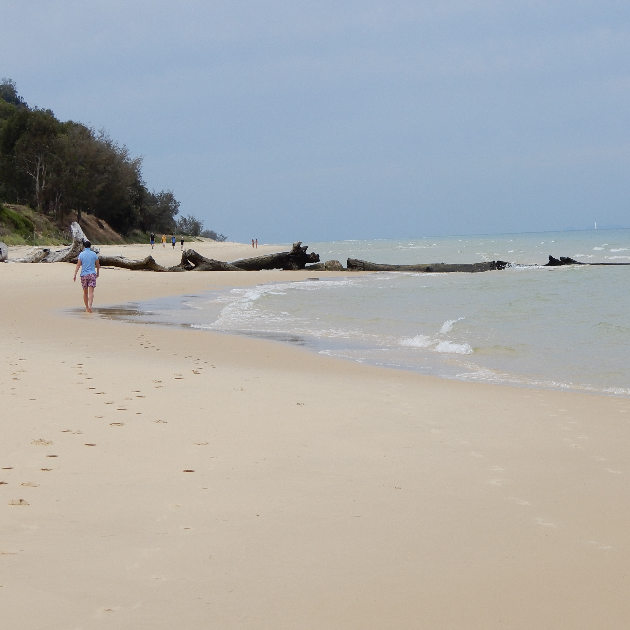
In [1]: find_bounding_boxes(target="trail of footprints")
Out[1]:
[3,336,214,508]
[466,415,621,551]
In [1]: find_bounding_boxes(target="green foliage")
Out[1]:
[0,79,226,240]
[201,228,228,241]
[176,213,203,236]
[0,78,27,108]
[141,189,179,233]
[0,204,34,239]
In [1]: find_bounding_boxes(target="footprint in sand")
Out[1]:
[535,517,558,529]
[605,467,622,475]
[109,422,125,427]
[20,482,39,488]
[488,478,509,487]
[8,499,30,506]
[586,540,614,551]
[31,439,53,446]
[508,496,531,507]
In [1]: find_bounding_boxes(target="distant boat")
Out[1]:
[594,220,598,230]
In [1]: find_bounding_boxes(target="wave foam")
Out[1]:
[439,317,464,334]
[434,340,473,354]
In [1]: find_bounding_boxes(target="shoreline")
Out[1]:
[3,243,630,628]
[75,255,629,400]
[92,294,630,400]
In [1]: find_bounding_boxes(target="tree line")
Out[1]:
[0,79,226,240]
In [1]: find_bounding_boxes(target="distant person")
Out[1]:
[150,233,155,249]
[252,238,255,248]
[171,235,176,249]
[73,240,100,313]
[161,234,166,247]
[180,236,184,250]
[255,238,258,248]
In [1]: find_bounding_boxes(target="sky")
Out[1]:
[3,0,630,243]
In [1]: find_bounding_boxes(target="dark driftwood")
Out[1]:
[545,255,581,266]
[544,255,630,267]
[346,259,509,272]
[99,242,320,272]
[179,249,242,271]
[231,242,320,270]
[98,255,179,272]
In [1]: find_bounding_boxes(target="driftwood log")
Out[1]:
[0,241,7,262]
[544,255,630,267]
[97,255,178,272]
[346,259,509,272]
[173,242,320,271]
[10,222,86,263]
[231,242,320,270]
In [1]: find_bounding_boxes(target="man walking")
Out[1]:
[73,240,100,313]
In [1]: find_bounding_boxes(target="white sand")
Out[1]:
[2,241,630,629]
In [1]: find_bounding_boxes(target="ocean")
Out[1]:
[99,229,630,397]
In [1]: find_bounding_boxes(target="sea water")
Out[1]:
[99,229,630,397]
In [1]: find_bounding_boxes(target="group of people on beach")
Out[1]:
[150,233,184,250]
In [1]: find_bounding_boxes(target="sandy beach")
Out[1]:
[2,240,630,629]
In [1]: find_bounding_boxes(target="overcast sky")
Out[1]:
[3,0,630,242]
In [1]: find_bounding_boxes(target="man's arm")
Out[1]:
[73,258,81,282]
[95,257,100,277]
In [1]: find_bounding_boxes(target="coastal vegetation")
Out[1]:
[0,78,226,243]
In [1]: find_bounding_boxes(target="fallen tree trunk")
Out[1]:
[544,255,582,266]
[544,255,630,267]
[11,222,86,263]
[230,242,320,270]
[97,242,321,272]
[97,255,178,272]
[346,259,509,272]
[1,241,9,262]
[179,249,242,271]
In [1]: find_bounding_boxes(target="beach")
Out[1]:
[2,240,630,629]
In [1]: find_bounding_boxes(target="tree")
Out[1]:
[0,79,182,237]
[13,108,61,212]
[176,214,203,236]
[141,189,179,233]
[201,228,228,241]
[0,78,27,109]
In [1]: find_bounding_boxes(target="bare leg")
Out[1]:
[87,286,95,313]
[82,287,90,312]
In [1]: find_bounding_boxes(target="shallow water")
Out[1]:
[96,229,630,397]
